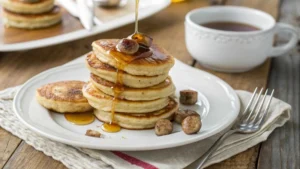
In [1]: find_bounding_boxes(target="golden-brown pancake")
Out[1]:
[92,39,175,76]
[86,53,168,88]
[0,0,54,14]
[94,98,178,130]
[90,74,175,101]
[2,6,61,29]
[36,81,93,113]
[82,82,170,113]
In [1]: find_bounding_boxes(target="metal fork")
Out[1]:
[193,87,274,169]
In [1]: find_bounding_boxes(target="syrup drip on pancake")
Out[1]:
[65,112,95,125]
[101,50,134,133]
[101,0,163,133]
[101,0,140,133]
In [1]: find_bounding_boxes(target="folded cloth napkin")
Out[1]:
[0,59,291,169]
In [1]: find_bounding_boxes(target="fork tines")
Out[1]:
[241,88,274,128]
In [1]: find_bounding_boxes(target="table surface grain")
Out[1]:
[0,0,299,169]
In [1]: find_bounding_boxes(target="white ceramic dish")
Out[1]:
[0,0,170,52]
[13,58,240,151]
[185,6,298,72]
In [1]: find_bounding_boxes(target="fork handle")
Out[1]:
[195,129,237,169]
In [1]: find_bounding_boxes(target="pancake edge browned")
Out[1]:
[91,39,175,76]
[85,53,170,88]
[3,6,61,20]
[94,98,178,130]
[36,81,88,103]
[92,39,174,66]
[90,73,172,91]
[0,0,55,14]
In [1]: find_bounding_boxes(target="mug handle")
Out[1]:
[269,23,298,57]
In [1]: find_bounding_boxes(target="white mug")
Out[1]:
[185,6,299,72]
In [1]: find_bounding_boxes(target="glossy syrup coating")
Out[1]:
[116,38,139,55]
[128,33,153,48]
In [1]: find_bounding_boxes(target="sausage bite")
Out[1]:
[155,119,173,136]
[174,109,199,124]
[182,115,201,135]
[180,89,198,105]
[85,129,101,138]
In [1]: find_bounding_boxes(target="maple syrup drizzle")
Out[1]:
[101,123,121,133]
[101,51,134,133]
[101,0,158,133]
[101,0,141,133]
[64,112,95,125]
[134,0,140,34]
[131,0,152,48]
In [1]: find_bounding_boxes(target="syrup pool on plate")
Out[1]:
[102,123,121,133]
[64,112,95,125]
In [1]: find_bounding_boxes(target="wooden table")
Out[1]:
[0,0,299,168]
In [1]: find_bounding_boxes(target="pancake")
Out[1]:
[0,0,54,14]
[90,74,175,101]
[82,82,169,113]
[36,81,93,113]
[86,53,168,88]
[2,6,61,29]
[94,98,178,129]
[92,39,175,76]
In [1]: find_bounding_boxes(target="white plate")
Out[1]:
[13,58,240,151]
[0,0,170,52]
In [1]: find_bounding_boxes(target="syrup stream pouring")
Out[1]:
[101,0,141,133]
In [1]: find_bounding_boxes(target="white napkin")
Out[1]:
[0,59,291,169]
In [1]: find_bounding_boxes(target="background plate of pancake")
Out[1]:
[13,52,240,151]
[0,0,170,51]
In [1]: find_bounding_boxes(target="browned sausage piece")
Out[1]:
[116,38,139,55]
[182,115,202,135]
[174,109,199,124]
[85,129,101,138]
[128,33,153,48]
[155,119,173,136]
[180,90,198,105]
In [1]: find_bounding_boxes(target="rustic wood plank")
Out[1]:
[192,0,279,169]
[3,142,66,169]
[0,1,209,169]
[0,130,21,168]
[205,147,260,169]
[225,0,279,18]
[257,0,300,168]
[195,60,271,90]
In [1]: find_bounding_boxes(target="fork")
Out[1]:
[193,87,274,169]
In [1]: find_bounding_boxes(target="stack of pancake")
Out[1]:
[83,39,179,130]
[1,0,61,29]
